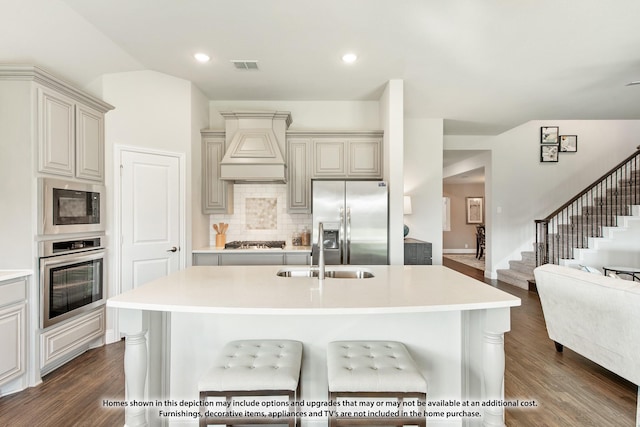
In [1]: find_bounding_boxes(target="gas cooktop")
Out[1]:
[224,240,286,250]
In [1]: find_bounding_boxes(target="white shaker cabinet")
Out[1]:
[201,131,234,214]
[286,131,383,213]
[286,138,311,213]
[0,277,27,388]
[37,86,106,182]
[312,132,382,178]
[37,87,75,177]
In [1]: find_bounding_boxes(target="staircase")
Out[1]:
[497,251,536,290]
[498,147,640,290]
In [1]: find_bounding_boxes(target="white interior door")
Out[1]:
[120,150,181,293]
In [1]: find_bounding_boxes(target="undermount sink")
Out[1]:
[276,269,319,278]
[325,270,374,279]
[276,268,374,279]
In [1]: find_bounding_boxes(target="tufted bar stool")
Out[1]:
[327,341,427,427]
[198,339,303,427]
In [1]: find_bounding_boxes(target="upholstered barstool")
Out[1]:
[198,340,303,427]
[327,340,427,427]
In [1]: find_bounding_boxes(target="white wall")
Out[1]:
[404,118,444,264]
[380,80,405,265]
[97,70,208,341]
[209,100,380,130]
[446,120,640,276]
[190,85,211,256]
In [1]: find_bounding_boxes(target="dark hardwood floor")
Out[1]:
[0,261,636,426]
[0,340,125,427]
[443,257,637,427]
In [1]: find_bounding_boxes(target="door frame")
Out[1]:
[110,145,186,341]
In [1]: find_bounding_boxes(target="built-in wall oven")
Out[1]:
[39,178,105,235]
[39,236,106,329]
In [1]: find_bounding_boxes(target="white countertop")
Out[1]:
[108,265,520,315]
[0,270,33,281]
[192,246,312,254]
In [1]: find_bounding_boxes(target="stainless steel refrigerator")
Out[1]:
[311,180,388,265]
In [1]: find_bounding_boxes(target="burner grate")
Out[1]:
[224,240,286,249]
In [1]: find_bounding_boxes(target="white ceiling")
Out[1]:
[2,0,640,138]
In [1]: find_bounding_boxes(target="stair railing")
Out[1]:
[535,146,640,266]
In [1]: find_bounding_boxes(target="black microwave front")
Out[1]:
[40,178,105,235]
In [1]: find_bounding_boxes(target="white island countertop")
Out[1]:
[107,265,520,315]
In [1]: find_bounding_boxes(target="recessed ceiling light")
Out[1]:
[342,53,358,63]
[194,53,210,63]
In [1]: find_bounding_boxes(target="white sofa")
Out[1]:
[534,264,640,425]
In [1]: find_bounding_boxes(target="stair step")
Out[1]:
[595,194,640,205]
[497,268,532,290]
[570,215,618,226]
[520,251,536,265]
[582,205,630,215]
[508,260,535,275]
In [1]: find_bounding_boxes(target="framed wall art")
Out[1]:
[540,144,559,162]
[541,126,559,144]
[559,135,577,152]
[466,196,483,224]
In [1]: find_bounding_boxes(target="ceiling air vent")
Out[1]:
[231,60,259,70]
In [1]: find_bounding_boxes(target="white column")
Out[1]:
[482,330,505,426]
[482,308,510,427]
[124,330,148,427]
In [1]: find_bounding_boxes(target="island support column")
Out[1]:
[481,307,510,427]
[119,309,150,427]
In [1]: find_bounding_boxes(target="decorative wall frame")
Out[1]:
[541,126,559,144]
[466,197,483,224]
[559,135,577,152]
[540,145,559,162]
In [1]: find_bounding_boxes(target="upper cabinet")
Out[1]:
[37,86,106,181]
[287,138,311,213]
[201,131,234,214]
[312,133,382,178]
[286,131,384,212]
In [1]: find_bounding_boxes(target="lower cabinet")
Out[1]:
[193,252,311,266]
[40,306,105,375]
[0,277,27,388]
[404,238,433,265]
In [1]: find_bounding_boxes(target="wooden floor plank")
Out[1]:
[0,260,636,426]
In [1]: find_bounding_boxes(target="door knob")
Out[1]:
[167,246,178,253]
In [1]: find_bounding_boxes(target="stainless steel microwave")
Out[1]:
[39,178,105,235]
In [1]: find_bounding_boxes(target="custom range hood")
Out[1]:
[219,111,292,182]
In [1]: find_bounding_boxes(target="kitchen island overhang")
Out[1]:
[108,265,521,427]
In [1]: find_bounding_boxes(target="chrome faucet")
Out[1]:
[317,222,325,280]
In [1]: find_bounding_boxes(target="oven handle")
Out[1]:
[40,248,106,268]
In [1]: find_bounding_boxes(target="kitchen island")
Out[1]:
[107,265,520,427]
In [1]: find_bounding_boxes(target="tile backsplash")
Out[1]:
[208,184,311,245]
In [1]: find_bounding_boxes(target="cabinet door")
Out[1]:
[287,139,311,213]
[193,253,220,266]
[75,103,105,181]
[38,87,75,177]
[0,303,25,386]
[313,139,347,177]
[348,138,382,178]
[202,136,233,214]
[219,253,285,265]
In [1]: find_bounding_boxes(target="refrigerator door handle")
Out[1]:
[339,207,345,264]
[346,207,352,264]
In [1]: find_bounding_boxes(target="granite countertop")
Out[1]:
[193,245,312,254]
[108,265,521,315]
